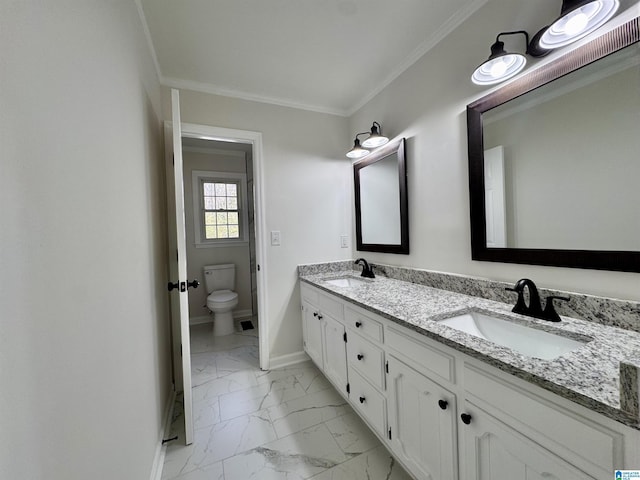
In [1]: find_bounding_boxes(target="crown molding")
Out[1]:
[134,0,162,82]
[160,76,350,117]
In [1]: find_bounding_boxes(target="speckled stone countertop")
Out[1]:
[300,270,640,429]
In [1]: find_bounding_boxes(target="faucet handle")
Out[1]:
[542,295,569,322]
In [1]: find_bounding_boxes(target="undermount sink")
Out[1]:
[437,311,588,360]
[325,277,370,288]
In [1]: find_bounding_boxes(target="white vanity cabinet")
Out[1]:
[301,288,323,368]
[387,354,458,480]
[301,284,348,394]
[300,282,637,480]
[459,402,593,480]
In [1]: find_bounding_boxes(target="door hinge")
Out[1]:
[346,383,350,394]
[180,344,183,357]
[343,332,347,343]
[176,249,178,262]
[385,360,389,374]
[388,427,392,440]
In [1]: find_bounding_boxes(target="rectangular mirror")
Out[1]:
[467,17,640,272]
[354,138,409,254]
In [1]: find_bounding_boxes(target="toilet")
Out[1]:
[203,264,239,336]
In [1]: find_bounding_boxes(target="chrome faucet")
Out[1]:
[354,258,375,278]
[506,278,569,322]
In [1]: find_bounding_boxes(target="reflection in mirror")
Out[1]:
[354,138,409,254]
[483,43,640,251]
[467,17,640,272]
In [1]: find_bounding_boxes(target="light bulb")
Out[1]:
[564,11,589,35]
[490,59,508,78]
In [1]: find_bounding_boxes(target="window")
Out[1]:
[192,170,248,247]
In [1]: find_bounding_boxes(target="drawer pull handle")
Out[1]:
[357,354,364,361]
[355,321,362,328]
[460,413,472,425]
[438,400,448,410]
[359,396,366,404]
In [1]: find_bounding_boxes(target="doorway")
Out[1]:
[166,118,269,445]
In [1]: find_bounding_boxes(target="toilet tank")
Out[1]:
[203,264,235,293]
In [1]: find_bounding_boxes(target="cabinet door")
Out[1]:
[460,401,596,480]
[387,355,457,480]
[322,314,348,393]
[302,299,323,367]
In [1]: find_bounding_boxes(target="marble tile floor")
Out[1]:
[161,323,412,480]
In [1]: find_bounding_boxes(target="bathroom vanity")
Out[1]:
[299,266,640,480]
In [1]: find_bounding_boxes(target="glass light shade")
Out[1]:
[471,53,527,85]
[346,138,370,159]
[362,134,389,148]
[537,0,619,49]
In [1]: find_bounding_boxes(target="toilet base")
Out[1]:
[212,311,235,336]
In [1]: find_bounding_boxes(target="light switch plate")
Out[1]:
[271,231,281,246]
[340,235,348,248]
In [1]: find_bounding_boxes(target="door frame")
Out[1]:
[166,121,270,371]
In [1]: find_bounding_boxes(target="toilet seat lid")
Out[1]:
[208,290,237,302]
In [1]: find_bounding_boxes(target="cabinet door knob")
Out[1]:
[313,312,318,317]
[438,400,448,410]
[355,321,362,328]
[359,396,366,404]
[357,354,364,361]
[460,413,472,425]
[317,314,323,320]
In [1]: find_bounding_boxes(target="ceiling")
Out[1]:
[139,0,486,116]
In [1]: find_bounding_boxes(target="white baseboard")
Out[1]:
[268,350,310,369]
[150,387,176,480]
[190,309,253,326]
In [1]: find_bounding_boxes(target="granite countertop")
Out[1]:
[300,270,640,429]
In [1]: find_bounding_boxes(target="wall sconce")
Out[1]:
[535,0,619,49]
[471,0,619,86]
[346,122,389,159]
[471,31,548,85]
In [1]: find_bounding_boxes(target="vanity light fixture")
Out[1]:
[471,31,549,86]
[472,1,619,86]
[361,121,389,148]
[346,122,389,158]
[535,0,620,50]
[346,133,371,159]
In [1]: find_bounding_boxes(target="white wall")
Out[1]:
[163,89,352,359]
[183,150,252,320]
[350,0,640,302]
[0,2,171,479]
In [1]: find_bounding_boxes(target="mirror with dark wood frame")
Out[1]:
[467,17,640,273]
[354,138,409,254]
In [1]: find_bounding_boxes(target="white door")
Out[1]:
[460,401,594,480]
[321,315,348,393]
[167,88,194,445]
[387,355,457,480]
[302,299,323,368]
[484,146,507,248]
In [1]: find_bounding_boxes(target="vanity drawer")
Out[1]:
[386,326,455,384]
[349,369,387,438]
[345,306,383,343]
[300,283,318,305]
[347,331,385,390]
[464,364,622,475]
